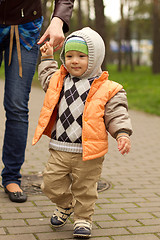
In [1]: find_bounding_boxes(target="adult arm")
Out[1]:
[38,0,75,50]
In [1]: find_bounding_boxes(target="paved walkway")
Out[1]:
[0,79,160,240]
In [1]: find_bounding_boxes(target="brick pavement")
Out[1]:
[0,79,160,239]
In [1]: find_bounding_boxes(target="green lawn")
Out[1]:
[0,63,160,116]
[107,65,160,116]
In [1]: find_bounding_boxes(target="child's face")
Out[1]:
[65,51,88,77]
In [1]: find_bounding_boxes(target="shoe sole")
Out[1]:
[73,233,91,239]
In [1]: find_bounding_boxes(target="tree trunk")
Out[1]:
[93,0,107,70]
[125,18,134,71]
[136,29,141,66]
[118,1,124,72]
[152,0,160,73]
[86,0,92,27]
[77,0,83,29]
[41,0,49,36]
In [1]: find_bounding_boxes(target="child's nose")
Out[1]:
[72,57,78,63]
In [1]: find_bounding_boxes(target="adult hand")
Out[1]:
[37,17,65,52]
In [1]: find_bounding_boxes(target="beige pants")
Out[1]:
[41,149,104,222]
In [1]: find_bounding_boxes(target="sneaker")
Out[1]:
[73,220,92,238]
[50,206,73,228]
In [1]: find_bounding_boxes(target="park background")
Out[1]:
[0,2,160,239]
[0,0,160,116]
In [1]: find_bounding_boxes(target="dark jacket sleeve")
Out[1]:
[52,0,75,33]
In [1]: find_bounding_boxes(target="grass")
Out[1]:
[0,61,4,79]
[107,65,160,116]
[0,62,160,116]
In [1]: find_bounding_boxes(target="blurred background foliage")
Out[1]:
[37,0,160,115]
[41,0,159,74]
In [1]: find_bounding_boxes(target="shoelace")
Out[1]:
[53,207,73,221]
[74,220,92,230]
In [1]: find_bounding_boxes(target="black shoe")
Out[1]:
[5,188,27,203]
[73,220,92,239]
[51,207,73,228]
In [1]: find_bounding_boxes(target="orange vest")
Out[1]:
[32,65,123,161]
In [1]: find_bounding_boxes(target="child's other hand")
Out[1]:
[40,41,53,56]
[117,136,131,155]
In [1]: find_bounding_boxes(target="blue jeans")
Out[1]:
[0,36,39,187]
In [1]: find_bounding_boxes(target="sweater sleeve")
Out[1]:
[38,58,58,92]
[104,89,133,138]
[52,0,75,33]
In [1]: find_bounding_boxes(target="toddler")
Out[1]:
[33,27,132,239]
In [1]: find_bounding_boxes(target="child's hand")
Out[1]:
[40,41,53,56]
[117,136,131,155]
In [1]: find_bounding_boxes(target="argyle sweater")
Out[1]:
[49,74,96,153]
